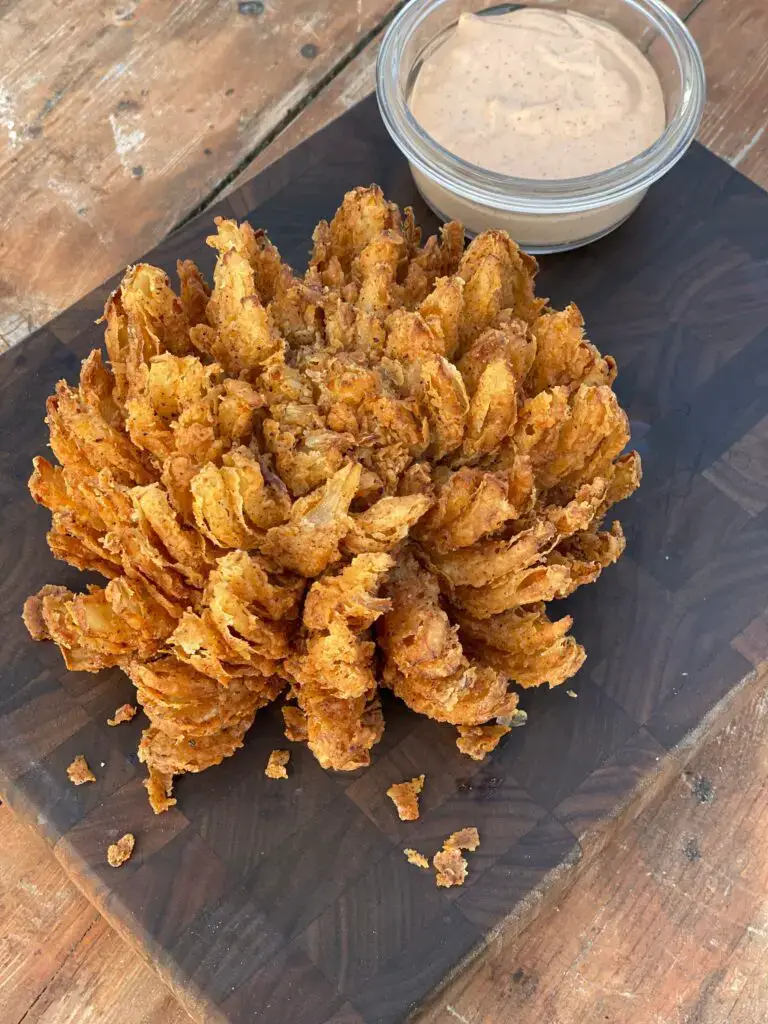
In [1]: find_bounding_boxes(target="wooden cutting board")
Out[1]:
[2,95,768,1024]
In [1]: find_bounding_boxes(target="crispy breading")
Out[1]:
[414,467,519,553]
[145,768,177,814]
[265,749,290,779]
[24,580,172,672]
[107,703,138,726]
[104,263,191,406]
[301,691,384,771]
[387,774,425,821]
[415,355,469,460]
[136,672,281,785]
[456,604,586,689]
[433,846,467,887]
[427,520,557,589]
[107,833,136,868]
[48,355,153,486]
[379,552,463,680]
[125,354,222,463]
[453,520,625,617]
[457,232,545,352]
[201,551,300,663]
[456,724,510,759]
[168,608,260,684]
[544,477,610,537]
[548,521,626,596]
[177,259,210,327]
[596,450,642,520]
[385,309,445,362]
[432,827,480,887]
[515,384,630,493]
[344,494,433,554]
[404,848,430,870]
[26,186,638,811]
[262,462,361,576]
[455,321,534,463]
[131,483,215,588]
[283,704,309,742]
[190,448,290,550]
[191,220,283,374]
[460,355,518,463]
[67,754,96,786]
[528,304,616,394]
[303,553,394,631]
[445,826,480,851]
[287,619,378,700]
[288,550,392,748]
[310,185,402,278]
[418,276,464,359]
[452,563,574,619]
[23,585,63,640]
[387,660,519,725]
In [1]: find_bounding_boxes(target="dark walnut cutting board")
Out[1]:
[3,94,768,1024]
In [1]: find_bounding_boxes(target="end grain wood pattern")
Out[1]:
[422,668,768,1024]
[2,98,768,1024]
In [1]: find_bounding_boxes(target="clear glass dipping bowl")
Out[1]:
[376,0,706,252]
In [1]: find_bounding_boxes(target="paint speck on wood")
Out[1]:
[683,837,702,862]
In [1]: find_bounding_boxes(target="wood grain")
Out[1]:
[0,0,397,351]
[0,802,192,1024]
[422,670,768,1024]
[691,0,768,189]
[227,37,380,190]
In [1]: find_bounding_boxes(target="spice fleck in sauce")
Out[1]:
[410,8,666,180]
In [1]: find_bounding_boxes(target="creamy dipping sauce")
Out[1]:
[410,8,666,181]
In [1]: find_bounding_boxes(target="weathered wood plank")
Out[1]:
[228,37,380,190]
[422,670,768,1024]
[0,0,399,351]
[689,0,768,188]
[0,802,192,1023]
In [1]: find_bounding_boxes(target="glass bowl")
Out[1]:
[376,0,706,252]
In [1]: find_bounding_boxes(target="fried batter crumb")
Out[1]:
[67,754,96,785]
[265,749,290,779]
[433,827,480,887]
[107,833,135,868]
[404,848,430,870]
[433,847,468,888]
[22,593,49,640]
[107,703,138,726]
[445,826,480,852]
[456,724,510,760]
[387,774,425,821]
[282,705,308,742]
[144,769,176,814]
[566,689,578,698]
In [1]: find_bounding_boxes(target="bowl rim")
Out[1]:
[376,0,707,214]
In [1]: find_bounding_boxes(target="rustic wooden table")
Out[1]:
[2,1,768,1022]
